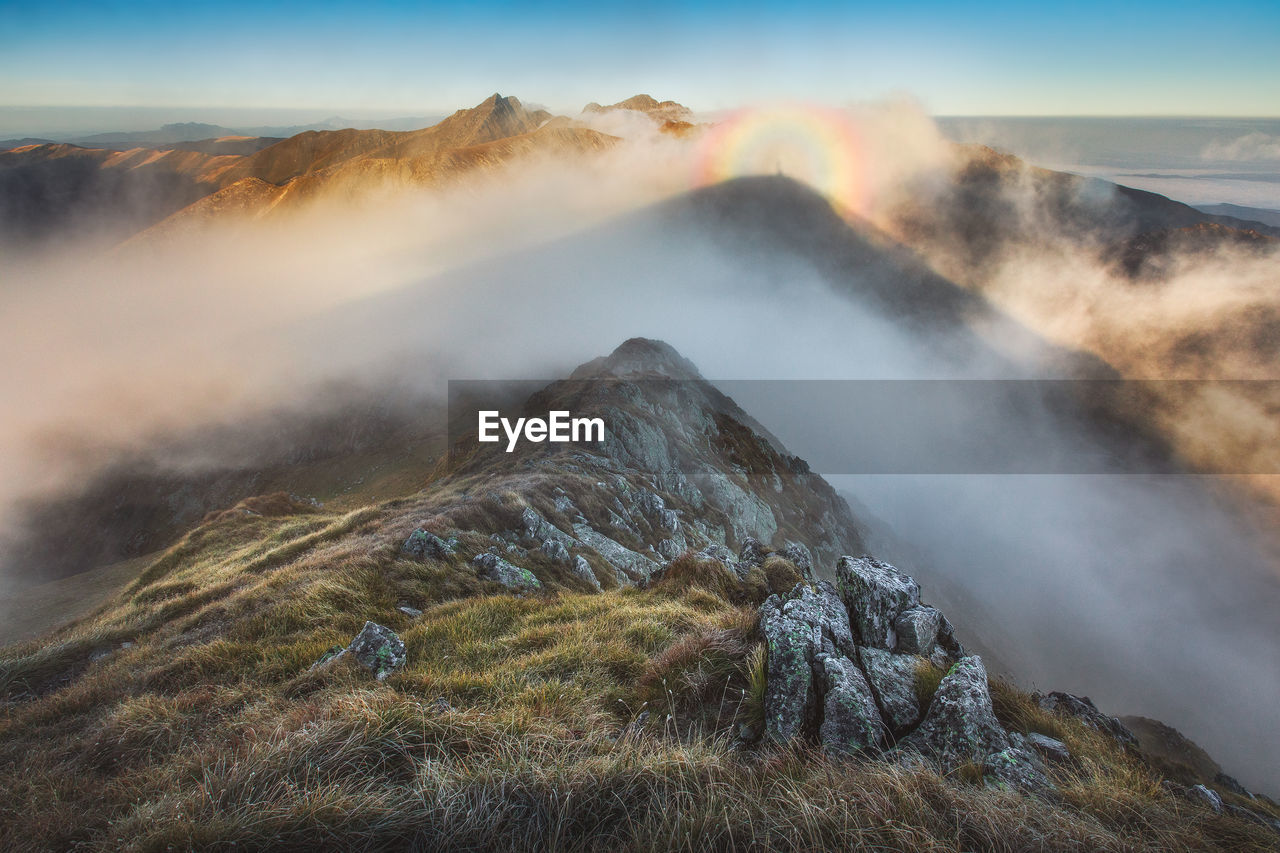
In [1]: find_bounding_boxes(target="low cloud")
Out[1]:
[1,100,1278,793]
[1202,132,1280,162]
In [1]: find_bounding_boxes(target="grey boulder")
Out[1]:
[522,507,578,548]
[541,539,572,564]
[403,529,456,560]
[310,621,407,681]
[836,556,920,649]
[759,583,875,746]
[473,552,542,592]
[857,646,923,732]
[819,655,884,753]
[900,655,1052,794]
[895,606,942,656]
[1026,732,1071,764]
[779,542,814,578]
[572,555,603,592]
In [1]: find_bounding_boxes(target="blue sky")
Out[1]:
[0,0,1277,116]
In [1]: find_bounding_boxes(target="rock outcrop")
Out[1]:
[403,529,456,560]
[901,655,1051,792]
[857,646,922,732]
[1037,691,1139,751]
[760,556,1052,794]
[836,556,920,649]
[473,552,542,592]
[759,582,877,749]
[571,555,602,591]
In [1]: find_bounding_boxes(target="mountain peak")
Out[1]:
[480,92,521,110]
[426,92,541,147]
[569,337,704,380]
[583,95,692,123]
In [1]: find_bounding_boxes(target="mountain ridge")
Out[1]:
[2,337,1276,849]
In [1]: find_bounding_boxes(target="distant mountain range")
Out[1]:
[1195,202,1280,229]
[0,115,447,151]
[0,94,625,246]
[5,92,1280,255]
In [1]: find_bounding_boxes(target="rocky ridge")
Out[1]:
[359,338,1277,815]
[757,556,1057,793]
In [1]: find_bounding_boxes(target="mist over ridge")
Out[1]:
[2,93,1279,799]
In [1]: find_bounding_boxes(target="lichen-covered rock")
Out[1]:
[310,644,348,672]
[607,508,640,538]
[819,655,884,753]
[895,606,942,656]
[779,542,814,578]
[836,556,920,649]
[347,621,407,681]
[658,467,704,509]
[983,744,1054,794]
[1026,732,1071,763]
[473,552,542,592]
[738,537,769,570]
[857,646,923,732]
[935,613,966,659]
[902,656,1005,762]
[522,507,578,548]
[759,594,820,742]
[811,581,858,659]
[403,529,456,560]
[553,493,581,517]
[636,489,681,534]
[572,555,602,592]
[900,655,1050,793]
[759,583,871,744]
[541,539,571,564]
[574,523,661,583]
[1037,692,1138,751]
[699,469,778,544]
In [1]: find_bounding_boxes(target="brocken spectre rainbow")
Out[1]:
[694,105,868,215]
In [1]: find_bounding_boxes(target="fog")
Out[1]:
[937,116,1280,208]
[1,101,1278,792]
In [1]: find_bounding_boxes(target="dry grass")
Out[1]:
[2,490,1276,851]
[654,551,742,602]
[761,555,803,595]
[914,657,947,707]
[989,677,1070,742]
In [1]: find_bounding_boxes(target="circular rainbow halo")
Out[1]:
[694,104,867,214]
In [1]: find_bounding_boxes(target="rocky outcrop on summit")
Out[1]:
[759,556,1051,794]
[759,582,880,751]
[413,338,864,596]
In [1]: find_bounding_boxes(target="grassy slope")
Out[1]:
[2,490,1277,852]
